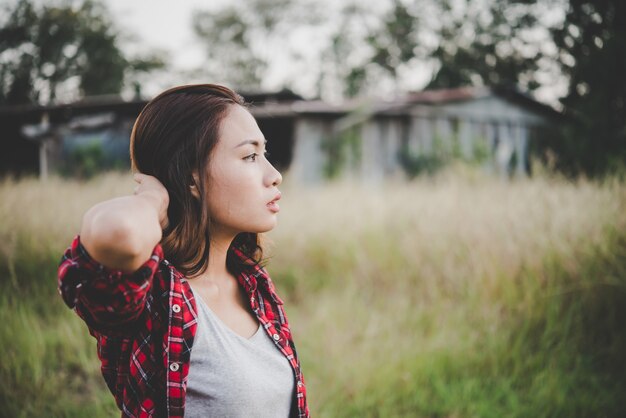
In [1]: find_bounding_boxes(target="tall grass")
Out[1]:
[1,166,625,417]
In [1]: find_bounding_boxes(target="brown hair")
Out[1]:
[130,84,262,276]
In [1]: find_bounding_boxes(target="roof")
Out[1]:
[0,86,562,123]
[403,86,562,119]
[240,88,303,104]
[0,89,304,119]
[405,86,490,104]
[0,96,147,125]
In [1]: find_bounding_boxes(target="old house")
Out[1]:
[251,86,561,183]
[0,90,301,179]
[0,86,560,181]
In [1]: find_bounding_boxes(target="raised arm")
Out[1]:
[58,174,169,335]
[80,173,169,273]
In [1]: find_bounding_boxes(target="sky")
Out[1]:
[104,0,439,101]
[102,0,566,106]
[106,0,234,71]
[2,0,565,105]
[105,0,220,96]
[104,0,353,100]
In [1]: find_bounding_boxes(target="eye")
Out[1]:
[244,153,258,162]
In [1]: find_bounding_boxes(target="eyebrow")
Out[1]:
[235,139,267,148]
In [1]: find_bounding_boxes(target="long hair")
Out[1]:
[130,84,262,276]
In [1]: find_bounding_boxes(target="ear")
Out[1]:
[189,172,200,199]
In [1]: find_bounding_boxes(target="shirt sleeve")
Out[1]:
[58,234,163,335]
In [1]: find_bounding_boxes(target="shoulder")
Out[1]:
[155,257,189,286]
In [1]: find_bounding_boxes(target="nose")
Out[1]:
[266,160,282,187]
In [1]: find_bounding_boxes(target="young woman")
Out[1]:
[58,84,309,418]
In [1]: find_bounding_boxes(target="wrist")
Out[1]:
[135,191,169,229]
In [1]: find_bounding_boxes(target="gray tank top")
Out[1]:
[184,291,295,418]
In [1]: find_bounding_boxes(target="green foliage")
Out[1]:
[549,0,626,177]
[192,7,266,89]
[318,2,423,98]
[316,0,547,98]
[1,173,625,416]
[324,4,372,98]
[367,0,418,82]
[0,0,164,105]
[321,126,361,179]
[343,67,367,98]
[400,132,490,178]
[63,140,105,179]
[0,244,118,417]
[472,136,491,164]
[398,151,446,177]
[427,0,545,92]
[187,0,622,180]
[277,178,626,418]
[321,135,344,179]
[191,0,318,91]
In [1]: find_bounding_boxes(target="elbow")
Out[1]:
[81,207,152,270]
[102,216,144,258]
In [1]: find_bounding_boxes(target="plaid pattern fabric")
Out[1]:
[58,235,309,418]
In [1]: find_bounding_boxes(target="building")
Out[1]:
[0,86,560,181]
[251,86,562,183]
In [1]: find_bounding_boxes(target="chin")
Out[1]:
[252,218,278,233]
[256,224,277,233]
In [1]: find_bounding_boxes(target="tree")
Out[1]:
[318,3,380,98]
[0,0,164,105]
[366,0,420,88]
[326,0,551,97]
[192,7,266,90]
[425,0,550,92]
[192,0,321,92]
[317,1,431,98]
[550,0,626,175]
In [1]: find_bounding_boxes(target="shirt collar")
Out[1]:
[228,246,283,305]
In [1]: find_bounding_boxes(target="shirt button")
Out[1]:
[272,333,280,341]
[250,297,255,304]
[297,381,304,388]
[172,304,181,313]
[169,362,180,372]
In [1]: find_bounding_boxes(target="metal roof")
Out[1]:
[0,86,561,122]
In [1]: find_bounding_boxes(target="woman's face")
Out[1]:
[204,104,282,237]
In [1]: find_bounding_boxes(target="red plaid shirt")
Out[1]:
[58,235,309,418]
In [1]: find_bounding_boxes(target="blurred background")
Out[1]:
[1,0,625,417]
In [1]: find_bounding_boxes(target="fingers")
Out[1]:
[133,173,167,197]
[133,173,149,195]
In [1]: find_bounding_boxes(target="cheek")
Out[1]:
[207,168,257,219]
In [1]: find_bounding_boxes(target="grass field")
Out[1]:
[1,165,625,417]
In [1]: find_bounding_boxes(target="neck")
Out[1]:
[198,229,236,284]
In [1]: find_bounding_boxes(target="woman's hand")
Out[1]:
[133,173,170,230]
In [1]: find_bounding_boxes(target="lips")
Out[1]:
[267,192,281,212]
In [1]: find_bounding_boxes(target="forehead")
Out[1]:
[218,105,264,145]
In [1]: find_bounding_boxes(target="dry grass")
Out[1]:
[1,165,625,417]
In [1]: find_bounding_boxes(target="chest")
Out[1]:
[184,295,295,417]
[187,280,259,340]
